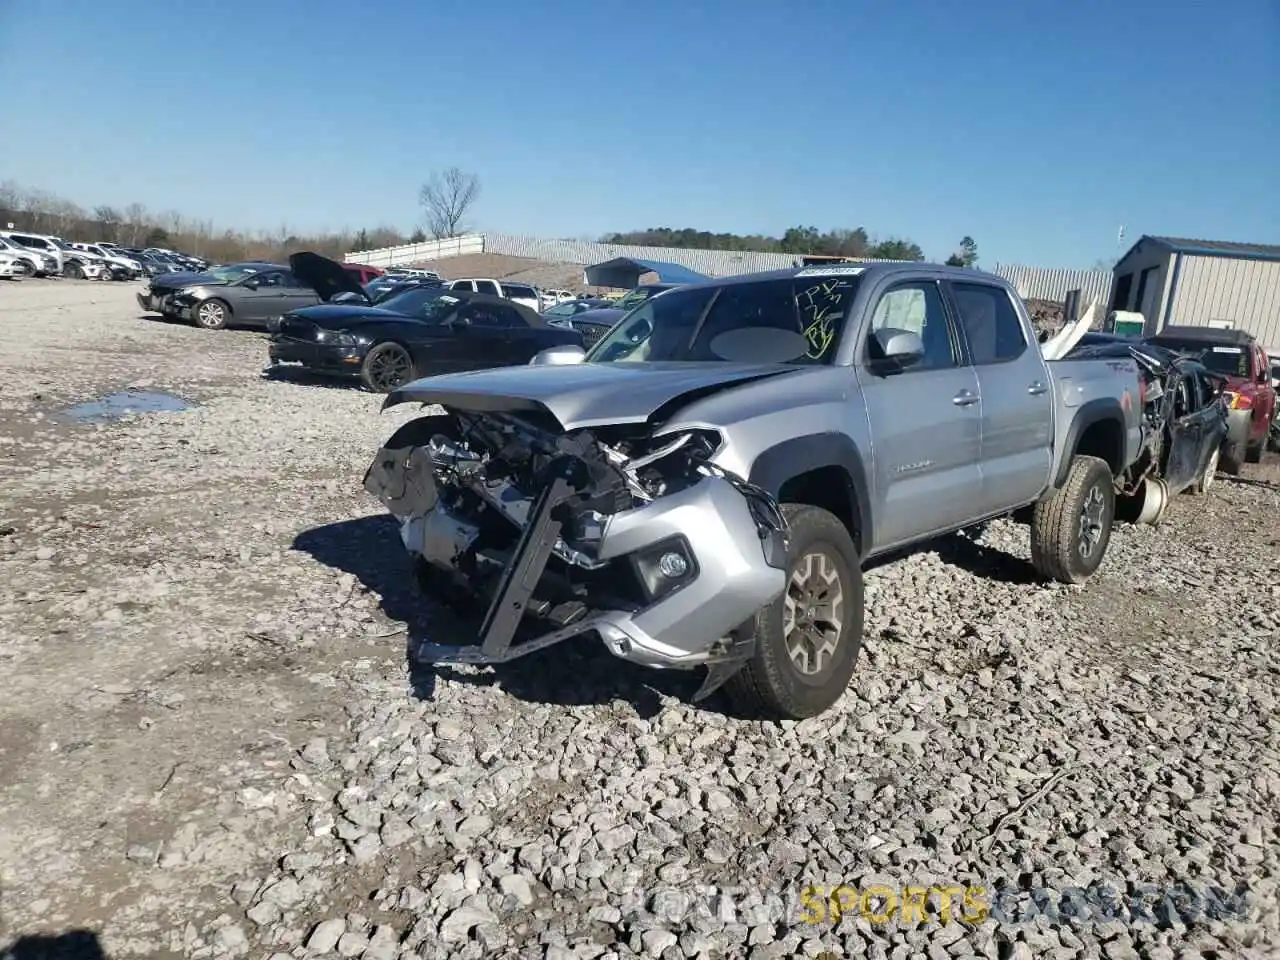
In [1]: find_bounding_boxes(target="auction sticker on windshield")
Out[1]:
[795,265,865,277]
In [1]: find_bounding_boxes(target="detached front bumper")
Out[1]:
[363,444,789,673]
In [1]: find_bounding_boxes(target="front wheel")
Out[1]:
[195,299,230,330]
[723,504,864,720]
[1029,455,1115,584]
[65,262,84,280]
[360,342,416,393]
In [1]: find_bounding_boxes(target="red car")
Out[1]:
[343,263,384,285]
[1146,326,1278,473]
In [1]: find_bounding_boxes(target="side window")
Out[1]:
[865,282,956,371]
[451,280,475,292]
[255,271,284,287]
[465,304,509,327]
[474,280,499,296]
[949,282,1027,364]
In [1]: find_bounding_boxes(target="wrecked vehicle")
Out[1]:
[1068,333,1230,517]
[363,263,1148,719]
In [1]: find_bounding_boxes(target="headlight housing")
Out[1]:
[316,330,361,347]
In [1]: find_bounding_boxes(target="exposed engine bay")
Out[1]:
[363,408,790,689]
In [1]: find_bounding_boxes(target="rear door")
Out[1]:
[280,270,322,312]
[946,280,1054,515]
[856,278,985,547]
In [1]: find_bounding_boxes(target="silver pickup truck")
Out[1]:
[363,263,1145,719]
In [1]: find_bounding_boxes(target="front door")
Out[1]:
[235,270,287,324]
[857,279,984,548]
[946,280,1055,515]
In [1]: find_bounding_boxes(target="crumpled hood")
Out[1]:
[381,361,804,430]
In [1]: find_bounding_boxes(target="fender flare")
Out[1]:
[747,432,874,555]
[1053,398,1126,488]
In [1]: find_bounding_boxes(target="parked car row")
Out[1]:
[131,252,589,392]
[0,228,208,280]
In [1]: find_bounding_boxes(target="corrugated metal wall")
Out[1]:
[1168,255,1280,348]
[987,263,1114,307]
[481,233,860,275]
[341,233,1116,306]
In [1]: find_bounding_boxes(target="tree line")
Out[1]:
[1,173,982,268]
[0,180,408,263]
[599,227,980,266]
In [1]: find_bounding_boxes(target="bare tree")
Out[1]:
[418,167,480,239]
[123,202,148,245]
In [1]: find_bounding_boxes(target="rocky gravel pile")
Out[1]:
[1,281,1278,960]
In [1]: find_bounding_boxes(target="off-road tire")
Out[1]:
[195,299,230,330]
[724,504,864,720]
[1029,455,1115,584]
[361,342,417,393]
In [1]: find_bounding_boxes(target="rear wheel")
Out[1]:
[361,342,416,393]
[195,299,230,330]
[1029,455,1115,584]
[724,504,864,720]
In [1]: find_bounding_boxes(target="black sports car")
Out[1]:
[269,254,584,392]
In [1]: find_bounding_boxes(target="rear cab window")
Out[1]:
[474,280,499,296]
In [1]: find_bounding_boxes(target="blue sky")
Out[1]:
[1,0,1276,268]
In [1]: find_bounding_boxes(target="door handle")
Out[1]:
[952,390,980,407]
[1028,381,1047,395]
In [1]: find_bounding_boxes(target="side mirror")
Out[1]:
[446,315,470,331]
[530,344,586,366]
[868,328,925,371]
[243,278,259,290]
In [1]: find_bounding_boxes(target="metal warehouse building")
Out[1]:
[1110,235,1280,347]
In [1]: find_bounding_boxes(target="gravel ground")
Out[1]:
[1,279,1278,960]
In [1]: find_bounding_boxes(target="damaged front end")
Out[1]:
[362,408,789,694]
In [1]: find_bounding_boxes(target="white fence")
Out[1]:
[341,232,1115,306]
[343,234,483,267]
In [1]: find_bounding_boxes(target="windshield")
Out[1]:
[205,264,259,282]
[1152,339,1251,378]
[586,275,859,364]
[543,302,582,319]
[616,285,673,311]
[376,287,459,321]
